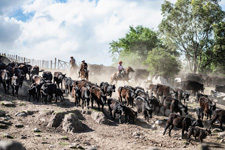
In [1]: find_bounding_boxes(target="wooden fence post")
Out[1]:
[55,58,57,69]
[50,60,52,69]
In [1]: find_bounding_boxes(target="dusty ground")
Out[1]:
[0,73,225,150]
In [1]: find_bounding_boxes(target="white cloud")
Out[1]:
[0,0,191,66]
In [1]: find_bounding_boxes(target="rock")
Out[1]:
[0,110,6,117]
[155,120,163,125]
[35,134,41,137]
[33,128,41,132]
[212,128,222,133]
[62,113,84,133]
[0,120,12,125]
[220,139,225,143]
[132,132,140,137]
[91,111,109,125]
[47,112,65,128]
[151,124,157,130]
[61,136,69,140]
[0,140,25,150]
[72,110,85,120]
[83,141,91,146]
[3,133,13,139]
[198,144,210,150]
[69,143,79,149]
[0,124,8,129]
[15,124,24,128]
[21,135,27,139]
[1,101,16,107]
[49,145,55,148]
[23,110,37,115]
[15,112,27,117]
[41,141,48,144]
[3,116,12,121]
[218,132,225,138]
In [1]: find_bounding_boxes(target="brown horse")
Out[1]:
[110,67,134,84]
[80,69,89,81]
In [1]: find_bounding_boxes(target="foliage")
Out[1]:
[199,21,225,73]
[145,48,181,79]
[213,21,225,66]
[159,0,225,73]
[109,25,161,66]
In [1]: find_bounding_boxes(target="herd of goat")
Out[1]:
[1,61,225,144]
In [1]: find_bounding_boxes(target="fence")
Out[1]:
[0,53,70,70]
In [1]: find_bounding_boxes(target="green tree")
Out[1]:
[109,25,160,67]
[199,21,225,73]
[159,0,225,73]
[213,21,225,66]
[145,48,181,79]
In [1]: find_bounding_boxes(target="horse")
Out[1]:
[110,67,134,84]
[80,68,89,81]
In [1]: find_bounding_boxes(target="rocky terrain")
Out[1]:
[1,81,225,150]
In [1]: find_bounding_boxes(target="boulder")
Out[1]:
[0,140,25,150]
[91,111,109,125]
[1,101,16,107]
[62,113,84,133]
[47,112,65,128]
[33,128,41,132]
[15,112,27,117]
[72,110,85,120]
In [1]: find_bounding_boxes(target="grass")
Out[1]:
[59,142,69,146]
[3,134,13,139]
[53,111,65,114]
[0,109,5,112]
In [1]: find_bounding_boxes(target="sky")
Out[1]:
[0,0,225,66]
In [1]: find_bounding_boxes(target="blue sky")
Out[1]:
[0,0,224,66]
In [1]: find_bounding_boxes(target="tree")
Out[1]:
[109,25,160,67]
[159,0,225,73]
[199,21,225,73]
[213,21,225,66]
[145,48,181,79]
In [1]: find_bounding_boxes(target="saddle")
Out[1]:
[117,70,125,78]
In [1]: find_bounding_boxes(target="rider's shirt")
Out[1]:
[118,64,123,71]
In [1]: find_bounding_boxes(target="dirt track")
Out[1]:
[0,73,225,150]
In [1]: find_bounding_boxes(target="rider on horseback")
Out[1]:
[78,60,88,78]
[117,61,124,78]
[70,56,76,70]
